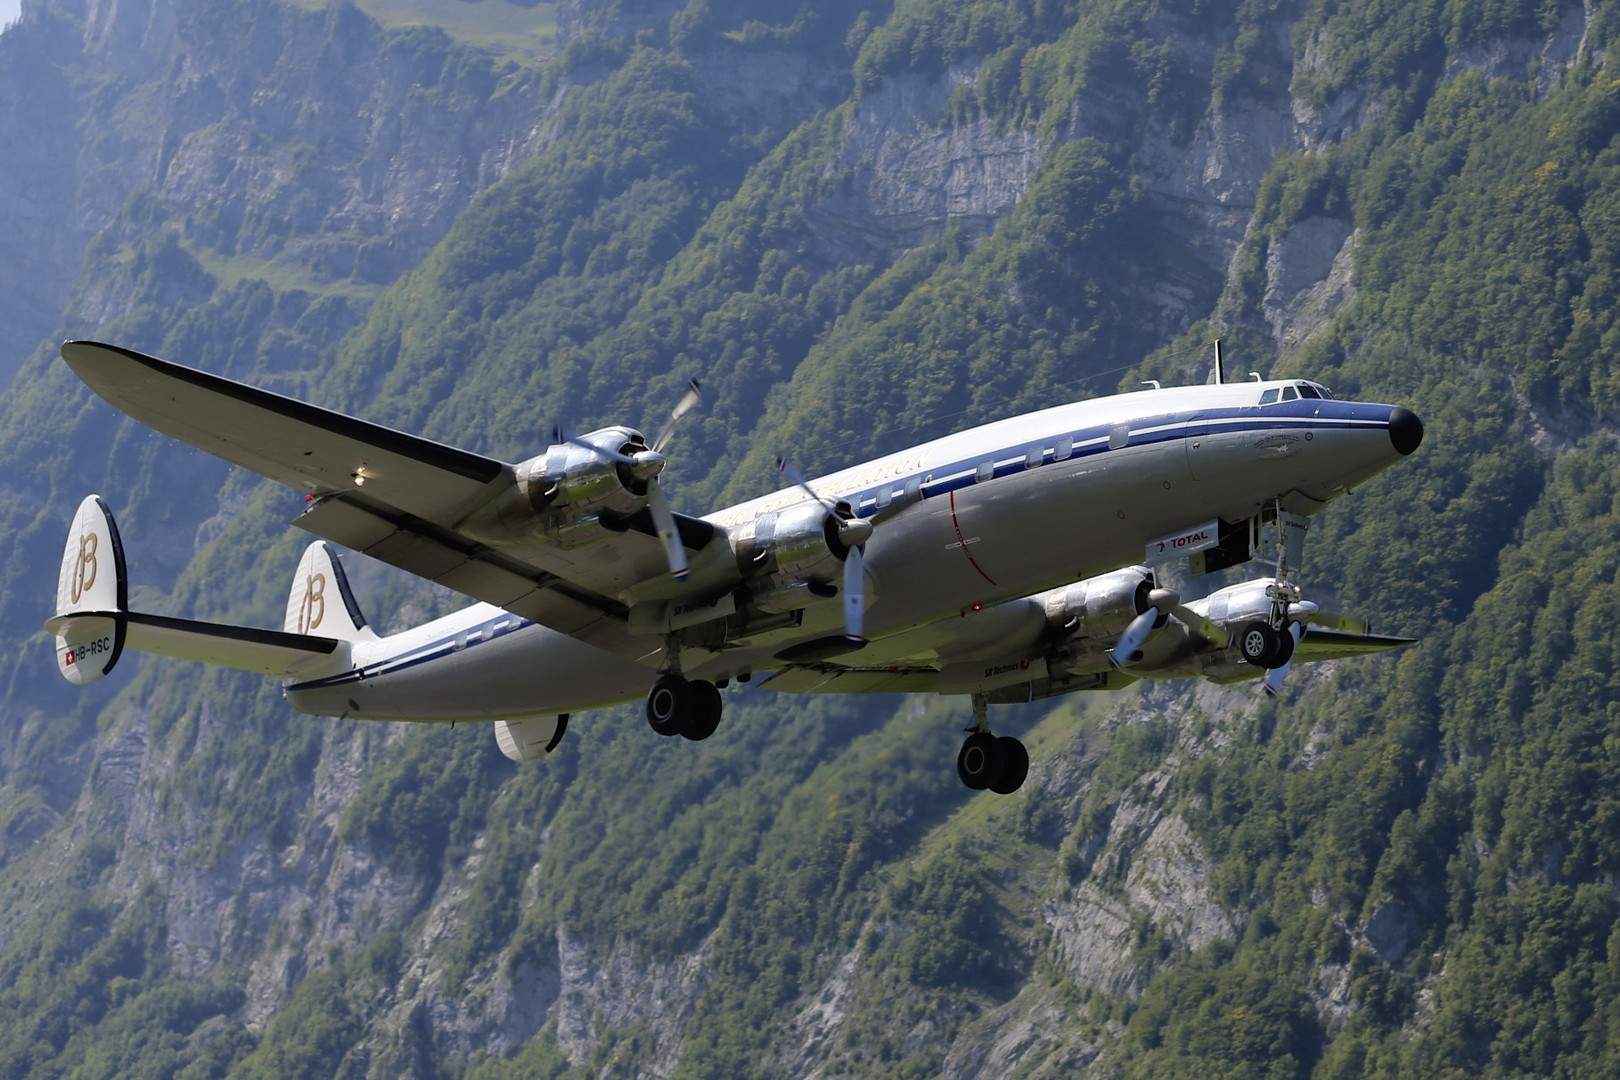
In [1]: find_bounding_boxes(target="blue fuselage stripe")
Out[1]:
[293,402,1391,691]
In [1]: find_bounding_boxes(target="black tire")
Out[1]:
[646,674,690,737]
[989,736,1029,795]
[681,680,723,741]
[1239,622,1296,670]
[1237,621,1274,667]
[957,732,1003,791]
[1268,624,1296,669]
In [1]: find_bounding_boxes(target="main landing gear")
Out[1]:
[645,672,723,741]
[957,694,1029,795]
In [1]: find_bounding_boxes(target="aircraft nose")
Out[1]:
[1388,406,1424,456]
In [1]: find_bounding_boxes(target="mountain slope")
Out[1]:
[1,0,1619,1076]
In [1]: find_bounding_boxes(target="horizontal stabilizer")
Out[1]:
[49,493,352,685]
[46,611,344,679]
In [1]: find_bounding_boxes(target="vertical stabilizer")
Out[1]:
[284,542,373,641]
[52,495,128,685]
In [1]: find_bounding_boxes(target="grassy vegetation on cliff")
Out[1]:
[2,0,1620,1076]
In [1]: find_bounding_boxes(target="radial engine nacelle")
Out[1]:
[1041,566,1154,641]
[1085,576,1322,679]
[732,500,867,614]
[460,425,660,544]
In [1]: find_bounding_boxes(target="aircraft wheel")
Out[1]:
[681,680,723,742]
[646,674,690,737]
[957,732,1003,791]
[1269,624,1296,669]
[1239,622,1296,670]
[1237,622,1270,666]
[989,736,1029,795]
[1236,622,1281,668]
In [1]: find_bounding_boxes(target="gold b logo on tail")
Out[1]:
[70,532,99,604]
[299,573,327,633]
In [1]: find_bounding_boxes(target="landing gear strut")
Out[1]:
[1238,501,1308,671]
[646,673,723,741]
[956,694,1029,794]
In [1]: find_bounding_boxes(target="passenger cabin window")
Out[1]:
[976,461,994,483]
[1259,389,1279,405]
[1055,436,1073,460]
[1025,446,1042,469]
[875,487,892,508]
[1280,386,1299,402]
[1108,424,1130,450]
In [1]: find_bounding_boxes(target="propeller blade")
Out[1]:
[651,380,702,453]
[1170,603,1230,648]
[1110,607,1161,669]
[843,543,867,644]
[776,456,840,515]
[646,485,690,582]
[1263,623,1305,697]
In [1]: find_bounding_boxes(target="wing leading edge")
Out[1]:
[60,341,720,655]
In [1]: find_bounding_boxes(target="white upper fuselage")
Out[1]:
[286,378,1414,722]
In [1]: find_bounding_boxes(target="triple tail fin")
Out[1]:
[50,495,128,685]
[283,541,374,642]
[46,495,358,685]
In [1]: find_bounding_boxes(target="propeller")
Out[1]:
[1263,622,1305,697]
[1108,584,1238,669]
[1109,606,1161,669]
[1108,586,1183,669]
[777,457,872,645]
[555,379,701,581]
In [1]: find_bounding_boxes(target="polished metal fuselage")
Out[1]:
[286,381,1412,721]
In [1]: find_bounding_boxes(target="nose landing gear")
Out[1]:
[956,694,1029,794]
[1238,501,1309,672]
[1236,620,1296,669]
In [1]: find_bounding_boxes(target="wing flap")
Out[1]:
[61,341,512,523]
[761,667,938,694]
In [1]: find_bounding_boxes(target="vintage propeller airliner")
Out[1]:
[48,341,1423,793]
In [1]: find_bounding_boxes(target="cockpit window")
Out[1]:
[1259,388,1279,405]
[1298,384,1321,399]
[1281,386,1299,402]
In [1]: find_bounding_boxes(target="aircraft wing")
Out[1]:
[61,341,717,652]
[759,666,939,694]
[62,341,512,523]
[1295,626,1417,660]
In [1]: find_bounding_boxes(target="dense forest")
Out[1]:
[1,0,1618,1075]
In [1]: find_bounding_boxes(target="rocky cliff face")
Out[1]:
[0,0,550,377]
[0,0,1610,1076]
